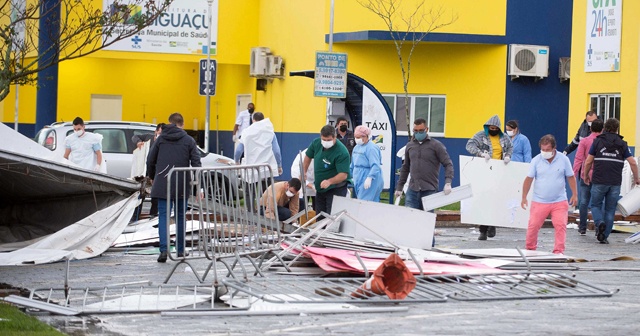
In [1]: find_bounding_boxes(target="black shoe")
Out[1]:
[487,226,496,238]
[597,223,606,242]
[600,239,609,244]
[157,251,167,263]
[579,230,586,236]
[177,251,189,258]
[478,232,487,241]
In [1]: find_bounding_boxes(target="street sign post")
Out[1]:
[314,51,347,98]
[199,59,217,96]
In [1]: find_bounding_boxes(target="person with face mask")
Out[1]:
[303,125,352,217]
[395,119,454,243]
[259,178,302,221]
[335,116,356,156]
[350,125,384,202]
[572,119,604,235]
[521,134,578,255]
[505,120,532,163]
[63,117,105,173]
[466,114,513,240]
[232,102,255,143]
[563,110,599,156]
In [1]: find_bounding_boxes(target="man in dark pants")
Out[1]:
[303,125,351,218]
[147,113,201,262]
[131,123,165,220]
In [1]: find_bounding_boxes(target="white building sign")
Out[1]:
[103,0,218,55]
[585,0,622,72]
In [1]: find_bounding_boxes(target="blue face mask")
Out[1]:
[414,131,427,141]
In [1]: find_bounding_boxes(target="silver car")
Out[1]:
[34,121,239,199]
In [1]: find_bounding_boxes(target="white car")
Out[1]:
[35,121,239,199]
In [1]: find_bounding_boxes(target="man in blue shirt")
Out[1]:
[521,134,577,255]
[582,118,640,244]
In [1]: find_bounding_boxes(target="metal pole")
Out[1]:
[14,84,19,131]
[326,0,335,122]
[204,0,214,153]
[215,101,219,154]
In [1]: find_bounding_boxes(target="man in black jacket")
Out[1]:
[563,110,599,155]
[147,113,201,262]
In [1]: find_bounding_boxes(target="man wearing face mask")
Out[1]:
[335,116,356,156]
[303,125,351,217]
[232,102,255,143]
[259,178,301,221]
[466,114,513,240]
[395,118,454,214]
[521,135,577,255]
[563,110,599,155]
[64,117,105,173]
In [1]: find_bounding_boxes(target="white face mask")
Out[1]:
[355,138,364,146]
[285,190,295,197]
[321,140,334,149]
[540,150,554,159]
[587,121,593,126]
[506,130,515,137]
[74,129,84,137]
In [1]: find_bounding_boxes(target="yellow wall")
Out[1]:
[334,0,506,36]
[568,0,639,145]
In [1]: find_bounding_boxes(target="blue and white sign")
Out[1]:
[314,52,347,98]
[585,0,622,72]
[199,59,216,96]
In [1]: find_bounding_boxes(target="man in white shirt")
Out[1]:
[64,117,105,173]
[232,102,255,142]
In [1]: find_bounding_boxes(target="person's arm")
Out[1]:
[289,191,300,216]
[95,150,103,165]
[582,154,594,184]
[262,188,276,219]
[396,147,411,191]
[627,156,640,185]
[465,135,482,156]
[132,133,153,149]
[437,143,454,184]
[272,136,282,170]
[503,135,513,158]
[146,139,160,178]
[321,172,348,189]
[567,175,578,206]
[521,176,534,209]
[232,124,239,135]
[190,141,202,168]
[573,141,587,178]
[367,145,383,178]
[523,137,532,163]
[563,124,583,154]
[63,148,71,160]
[303,151,313,181]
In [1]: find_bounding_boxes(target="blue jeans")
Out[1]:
[578,177,592,232]
[404,189,437,247]
[589,184,620,239]
[157,198,186,253]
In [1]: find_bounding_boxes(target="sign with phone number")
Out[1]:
[314,51,347,98]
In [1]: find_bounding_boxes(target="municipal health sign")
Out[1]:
[585,0,622,72]
[103,0,218,56]
[314,52,347,98]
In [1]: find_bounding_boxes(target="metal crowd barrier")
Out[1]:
[162,164,281,284]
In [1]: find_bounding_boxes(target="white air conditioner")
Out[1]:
[559,57,570,81]
[250,47,271,77]
[508,44,549,79]
[266,55,283,76]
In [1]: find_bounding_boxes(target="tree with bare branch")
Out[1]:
[0,0,173,102]
[358,0,456,137]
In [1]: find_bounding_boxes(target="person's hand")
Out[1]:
[504,156,511,164]
[563,151,567,155]
[364,177,372,190]
[136,141,144,149]
[199,188,205,200]
[278,167,283,175]
[444,183,452,195]
[320,180,331,189]
[482,151,491,162]
[94,164,101,172]
[583,174,591,185]
[569,194,578,207]
[521,198,528,210]
[394,190,403,199]
[635,177,640,185]
[307,183,315,191]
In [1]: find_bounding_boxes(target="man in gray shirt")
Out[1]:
[395,118,454,213]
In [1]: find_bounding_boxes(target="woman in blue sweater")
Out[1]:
[505,120,532,163]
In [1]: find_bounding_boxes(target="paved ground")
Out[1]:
[2,225,640,336]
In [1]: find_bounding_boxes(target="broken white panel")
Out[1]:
[421,184,473,212]
[222,294,358,311]
[625,231,640,244]
[332,196,435,250]
[0,122,74,166]
[460,155,532,229]
[0,193,139,265]
[113,219,201,247]
[617,186,640,217]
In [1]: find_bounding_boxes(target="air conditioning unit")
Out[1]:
[508,44,549,79]
[250,47,271,77]
[266,56,284,76]
[559,57,570,82]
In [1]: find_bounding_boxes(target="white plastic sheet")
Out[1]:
[460,155,532,229]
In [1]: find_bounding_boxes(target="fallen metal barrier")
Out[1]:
[221,271,615,304]
[162,164,281,284]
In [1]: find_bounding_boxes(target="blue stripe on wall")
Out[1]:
[3,123,37,139]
